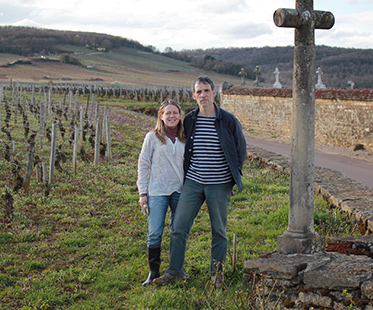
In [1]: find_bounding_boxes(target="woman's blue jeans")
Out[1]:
[166,179,233,275]
[147,192,180,247]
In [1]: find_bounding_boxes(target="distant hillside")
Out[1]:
[1,26,372,89]
[0,25,154,55]
[169,46,373,89]
[0,28,242,87]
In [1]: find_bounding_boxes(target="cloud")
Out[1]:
[346,0,373,3]
[0,0,372,50]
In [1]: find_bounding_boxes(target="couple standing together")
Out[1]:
[137,77,247,288]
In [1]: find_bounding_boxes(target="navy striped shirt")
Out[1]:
[186,116,232,184]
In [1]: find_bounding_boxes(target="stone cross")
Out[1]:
[273,67,282,88]
[239,68,247,86]
[253,65,261,87]
[347,80,355,89]
[315,67,326,89]
[273,0,334,254]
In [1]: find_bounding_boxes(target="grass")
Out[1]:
[0,92,359,309]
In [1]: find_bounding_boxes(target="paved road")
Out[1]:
[245,136,373,190]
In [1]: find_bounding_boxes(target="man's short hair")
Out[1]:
[193,77,215,92]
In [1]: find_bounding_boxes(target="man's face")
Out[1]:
[192,82,216,110]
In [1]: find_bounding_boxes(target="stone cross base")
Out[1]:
[277,233,324,254]
[243,241,373,308]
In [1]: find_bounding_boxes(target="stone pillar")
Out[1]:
[274,0,334,254]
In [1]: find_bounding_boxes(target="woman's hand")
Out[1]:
[139,195,149,215]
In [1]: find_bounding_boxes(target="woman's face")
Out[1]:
[160,104,181,129]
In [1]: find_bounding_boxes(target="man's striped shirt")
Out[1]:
[186,116,232,185]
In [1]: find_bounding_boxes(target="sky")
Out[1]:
[0,0,372,52]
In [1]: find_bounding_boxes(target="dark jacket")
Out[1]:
[183,103,247,192]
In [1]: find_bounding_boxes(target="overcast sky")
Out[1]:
[0,0,372,51]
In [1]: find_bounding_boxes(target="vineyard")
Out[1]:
[0,83,117,207]
[0,81,162,308]
[0,82,357,309]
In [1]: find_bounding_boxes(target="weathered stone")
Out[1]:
[278,233,324,255]
[328,236,373,248]
[303,253,373,289]
[299,292,333,308]
[334,302,350,310]
[244,252,331,280]
[244,252,373,291]
[362,280,373,300]
[244,251,373,308]
[244,255,300,280]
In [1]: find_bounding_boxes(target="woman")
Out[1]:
[137,99,186,286]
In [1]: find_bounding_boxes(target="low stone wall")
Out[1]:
[221,88,373,152]
[243,144,373,309]
[244,249,373,310]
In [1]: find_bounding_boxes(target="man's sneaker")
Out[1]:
[211,274,226,289]
[183,274,191,282]
[152,272,182,286]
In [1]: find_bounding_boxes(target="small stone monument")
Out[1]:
[273,67,282,88]
[347,80,355,89]
[315,67,326,89]
[253,65,261,87]
[238,68,247,86]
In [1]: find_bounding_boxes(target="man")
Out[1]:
[153,77,247,288]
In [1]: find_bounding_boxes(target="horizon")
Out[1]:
[2,24,372,53]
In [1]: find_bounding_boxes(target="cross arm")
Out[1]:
[273,8,334,29]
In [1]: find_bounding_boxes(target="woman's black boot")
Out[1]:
[142,246,161,286]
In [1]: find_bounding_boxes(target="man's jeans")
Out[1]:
[147,192,180,247]
[167,179,232,275]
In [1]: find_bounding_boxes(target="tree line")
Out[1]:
[165,46,373,89]
[0,26,154,56]
[1,26,372,89]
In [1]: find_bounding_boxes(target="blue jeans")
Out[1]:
[167,179,233,275]
[147,192,180,247]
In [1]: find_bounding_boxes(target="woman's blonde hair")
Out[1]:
[154,99,186,144]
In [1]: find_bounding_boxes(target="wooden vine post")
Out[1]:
[104,107,112,161]
[73,124,79,174]
[23,135,36,193]
[39,101,44,149]
[89,93,95,123]
[79,106,84,147]
[48,88,52,116]
[48,123,57,188]
[94,117,102,166]
[75,92,79,115]
[31,86,35,104]
[232,234,237,273]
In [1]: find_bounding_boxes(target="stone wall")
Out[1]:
[221,88,373,152]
